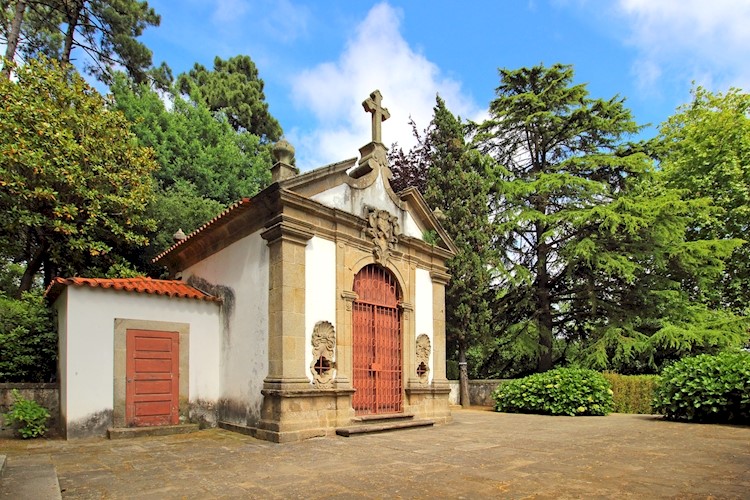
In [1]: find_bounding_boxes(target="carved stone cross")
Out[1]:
[362,90,390,144]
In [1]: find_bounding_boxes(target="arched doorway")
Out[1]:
[352,264,402,415]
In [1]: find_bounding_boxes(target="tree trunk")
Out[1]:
[17,240,49,297]
[535,221,553,373]
[458,341,471,408]
[1,0,27,79]
[61,0,83,64]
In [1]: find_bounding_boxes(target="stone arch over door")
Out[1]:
[352,264,403,415]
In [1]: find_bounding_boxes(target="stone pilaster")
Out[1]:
[256,218,356,442]
[430,270,451,386]
[260,219,313,386]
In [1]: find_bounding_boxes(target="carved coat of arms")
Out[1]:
[366,209,399,263]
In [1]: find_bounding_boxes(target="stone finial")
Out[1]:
[432,207,446,221]
[172,228,187,243]
[271,138,298,182]
[362,89,390,144]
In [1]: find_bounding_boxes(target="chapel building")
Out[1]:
[48,91,456,442]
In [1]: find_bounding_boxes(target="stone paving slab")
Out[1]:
[0,409,748,499]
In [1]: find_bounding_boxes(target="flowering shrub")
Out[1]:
[493,367,613,416]
[653,351,750,423]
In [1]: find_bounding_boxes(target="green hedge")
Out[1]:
[493,367,613,416]
[602,373,659,414]
[0,291,57,382]
[653,351,750,423]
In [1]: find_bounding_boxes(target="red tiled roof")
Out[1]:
[45,277,221,303]
[152,197,253,264]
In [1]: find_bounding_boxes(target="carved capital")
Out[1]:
[429,270,451,286]
[261,216,314,246]
[341,290,358,311]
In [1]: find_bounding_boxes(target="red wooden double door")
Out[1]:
[126,329,179,427]
[352,265,403,415]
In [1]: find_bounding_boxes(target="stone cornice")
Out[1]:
[261,215,315,246]
[430,270,451,286]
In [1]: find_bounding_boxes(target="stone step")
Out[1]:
[351,413,415,424]
[336,418,434,437]
[108,423,199,440]
[0,459,61,500]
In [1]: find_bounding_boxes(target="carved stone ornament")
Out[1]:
[310,321,336,388]
[366,208,400,264]
[415,334,431,383]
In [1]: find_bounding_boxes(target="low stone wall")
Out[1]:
[447,380,506,407]
[0,383,60,437]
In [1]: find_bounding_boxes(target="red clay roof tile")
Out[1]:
[45,277,221,303]
[152,197,253,264]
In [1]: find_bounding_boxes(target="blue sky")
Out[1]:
[136,0,750,171]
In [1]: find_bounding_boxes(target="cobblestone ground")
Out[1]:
[1,409,749,499]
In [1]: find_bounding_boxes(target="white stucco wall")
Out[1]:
[311,171,423,239]
[304,236,337,382]
[181,230,269,425]
[415,268,434,383]
[402,211,422,239]
[59,286,221,431]
[55,290,69,425]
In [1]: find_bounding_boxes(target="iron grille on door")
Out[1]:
[352,265,402,415]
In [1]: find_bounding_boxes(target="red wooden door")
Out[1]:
[352,265,402,415]
[126,329,179,427]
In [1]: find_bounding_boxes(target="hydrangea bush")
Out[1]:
[493,367,614,416]
[652,351,750,423]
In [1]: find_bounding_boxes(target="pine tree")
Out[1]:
[423,97,494,404]
[475,64,745,373]
[177,55,282,142]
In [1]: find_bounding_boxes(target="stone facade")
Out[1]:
[50,91,456,442]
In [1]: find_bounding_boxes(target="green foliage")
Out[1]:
[147,180,226,256]
[110,73,272,206]
[652,351,750,423]
[493,367,613,416]
[0,290,57,382]
[655,87,750,313]
[3,389,50,438]
[602,373,659,414]
[424,97,495,355]
[1,0,164,84]
[0,57,158,294]
[473,63,746,375]
[177,55,282,141]
[391,97,496,400]
[475,63,648,372]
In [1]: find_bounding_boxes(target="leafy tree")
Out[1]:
[654,87,750,313]
[475,64,744,374]
[1,0,166,84]
[475,64,644,372]
[109,73,272,262]
[0,290,57,382]
[177,55,282,141]
[394,97,494,404]
[111,73,273,207]
[146,180,225,258]
[429,101,494,405]
[0,57,157,295]
[388,118,429,193]
[568,176,747,373]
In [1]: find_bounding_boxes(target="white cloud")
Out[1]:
[211,0,250,25]
[289,2,482,171]
[261,0,310,44]
[617,0,750,92]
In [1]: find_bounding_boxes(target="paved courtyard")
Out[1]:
[1,408,749,499]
